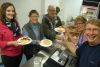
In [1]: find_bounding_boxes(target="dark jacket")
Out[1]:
[41,14,62,41]
[22,22,43,40]
[22,22,43,55]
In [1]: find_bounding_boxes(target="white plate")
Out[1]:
[39,39,52,47]
[54,27,65,33]
[17,36,32,45]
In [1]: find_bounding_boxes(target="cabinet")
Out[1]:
[80,0,100,20]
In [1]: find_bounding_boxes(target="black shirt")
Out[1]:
[76,41,100,67]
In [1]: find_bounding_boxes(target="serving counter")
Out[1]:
[21,41,77,67]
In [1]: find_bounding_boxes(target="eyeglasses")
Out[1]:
[85,28,100,32]
[31,16,39,18]
[49,9,56,12]
[75,23,84,25]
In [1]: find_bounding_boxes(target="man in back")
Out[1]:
[41,5,62,41]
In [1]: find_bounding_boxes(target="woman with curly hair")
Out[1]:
[0,2,23,67]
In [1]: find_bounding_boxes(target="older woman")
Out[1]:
[74,16,87,47]
[0,2,23,67]
[22,10,44,60]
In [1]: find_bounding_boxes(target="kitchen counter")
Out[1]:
[21,45,57,67]
[21,41,77,67]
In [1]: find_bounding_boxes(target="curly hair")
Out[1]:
[0,2,16,21]
[86,19,100,28]
[75,16,87,24]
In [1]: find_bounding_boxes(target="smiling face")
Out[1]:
[29,13,39,24]
[0,2,16,21]
[85,23,100,45]
[6,6,15,20]
[28,10,39,24]
[75,16,86,33]
[75,21,85,33]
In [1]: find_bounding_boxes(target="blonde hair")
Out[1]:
[75,16,87,24]
[86,19,100,28]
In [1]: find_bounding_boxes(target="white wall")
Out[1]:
[0,0,13,5]
[44,0,60,14]
[59,0,83,22]
[13,0,42,28]
[60,0,83,21]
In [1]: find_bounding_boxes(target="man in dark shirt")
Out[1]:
[64,19,100,67]
[41,5,62,41]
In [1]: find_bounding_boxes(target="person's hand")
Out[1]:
[58,26,63,28]
[56,33,64,40]
[7,41,19,47]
